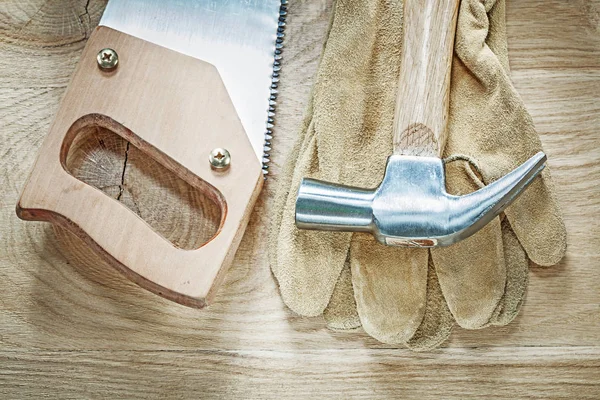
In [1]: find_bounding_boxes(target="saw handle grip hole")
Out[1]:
[60,114,224,250]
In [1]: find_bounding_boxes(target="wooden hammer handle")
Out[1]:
[393,0,460,157]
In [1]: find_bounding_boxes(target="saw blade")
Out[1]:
[99,0,287,173]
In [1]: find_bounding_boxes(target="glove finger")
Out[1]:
[406,255,454,351]
[450,0,567,266]
[271,129,352,317]
[432,219,505,329]
[431,160,506,329]
[504,171,567,266]
[269,104,314,273]
[323,262,361,331]
[312,0,400,187]
[488,217,529,326]
[269,108,314,261]
[350,233,428,344]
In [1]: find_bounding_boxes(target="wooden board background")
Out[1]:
[0,0,599,398]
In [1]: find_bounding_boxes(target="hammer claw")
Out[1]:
[450,151,547,244]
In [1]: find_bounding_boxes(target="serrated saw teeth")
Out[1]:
[262,0,287,178]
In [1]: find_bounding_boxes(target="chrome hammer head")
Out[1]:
[295,152,546,247]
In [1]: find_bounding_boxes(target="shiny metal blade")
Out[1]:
[100,0,284,163]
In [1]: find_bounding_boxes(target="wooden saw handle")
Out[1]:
[16,27,263,308]
[393,0,460,157]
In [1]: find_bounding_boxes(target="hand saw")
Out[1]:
[16,0,287,307]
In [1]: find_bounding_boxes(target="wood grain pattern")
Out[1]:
[0,0,599,398]
[393,0,459,156]
[63,124,221,249]
[16,27,264,308]
[1,348,599,399]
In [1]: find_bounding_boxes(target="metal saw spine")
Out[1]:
[262,0,288,177]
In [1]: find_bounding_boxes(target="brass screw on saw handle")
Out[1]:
[97,48,119,71]
[209,148,231,171]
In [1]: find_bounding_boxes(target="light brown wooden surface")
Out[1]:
[0,0,599,398]
[394,0,459,156]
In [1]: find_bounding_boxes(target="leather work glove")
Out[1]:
[269,0,567,350]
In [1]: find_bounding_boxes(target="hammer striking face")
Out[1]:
[296,153,547,247]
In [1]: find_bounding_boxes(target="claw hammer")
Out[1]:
[294,0,546,247]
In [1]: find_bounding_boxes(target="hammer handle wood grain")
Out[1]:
[393,0,460,157]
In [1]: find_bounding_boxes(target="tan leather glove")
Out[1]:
[270,0,566,350]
